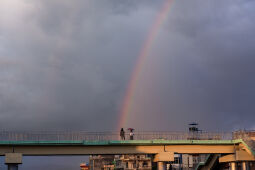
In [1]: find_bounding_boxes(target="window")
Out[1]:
[143,162,148,167]
[174,157,180,164]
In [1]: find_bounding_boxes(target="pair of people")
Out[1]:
[120,128,134,140]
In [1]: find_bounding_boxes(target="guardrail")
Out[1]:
[0,131,234,141]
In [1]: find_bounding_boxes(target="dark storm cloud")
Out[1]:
[0,0,254,132]
[135,0,255,131]
[0,0,152,130]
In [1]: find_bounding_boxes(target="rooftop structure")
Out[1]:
[80,163,89,170]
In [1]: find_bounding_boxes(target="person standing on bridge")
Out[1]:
[120,128,125,140]
[128,128,134,140]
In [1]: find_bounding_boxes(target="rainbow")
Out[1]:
[117,0,174,130]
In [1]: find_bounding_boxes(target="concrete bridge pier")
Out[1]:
[242,162,251,170]
[5,153,22,170]
[242,162,247,170]
[231,162,236,170]
[157,162,166,170]
[7,164,19,170]
[153,152,174,170]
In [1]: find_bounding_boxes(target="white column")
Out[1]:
[231,162,236,170]
[242,162,247,170]
[157,162,166,170]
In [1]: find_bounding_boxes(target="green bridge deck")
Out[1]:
[1,139,254,156]
[0,139,242,146]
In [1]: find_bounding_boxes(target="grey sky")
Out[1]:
[0,0,255,168]
[0,0,255,130]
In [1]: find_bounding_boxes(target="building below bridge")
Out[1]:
[87,153,255,170]
[88,154,209,170]
[89,155,115,170]
[114,154,152,170]
[89,155,153,170]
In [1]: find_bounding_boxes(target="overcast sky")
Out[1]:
[0,0,255,169]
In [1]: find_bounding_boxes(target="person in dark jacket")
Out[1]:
[120,128,125,140]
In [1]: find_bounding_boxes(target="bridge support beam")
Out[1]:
[153,152,174,162]
[5,153,22,170]
[153,152,173,170]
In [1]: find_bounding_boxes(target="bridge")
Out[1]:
[0,130,255,170]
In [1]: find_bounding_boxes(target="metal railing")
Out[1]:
[232,130,255,151]
[0,130,234,141]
